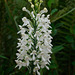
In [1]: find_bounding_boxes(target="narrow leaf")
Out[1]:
[51,9,58,15]
[52,45,64,53]
[0,55,8,59]
[47,0,55,8]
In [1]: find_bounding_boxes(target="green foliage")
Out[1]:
[70,24,75,35]
[47,0,59,8]
[13,0,27,9]
[65,35,74,43]
[52,45,64,53]
[0,0,75,75]
[0,55,8,59]
[47,0,55,8]
[50,8,58,15]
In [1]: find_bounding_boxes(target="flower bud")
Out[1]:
[40,0,43,3]
[22,7,26,11]
[44,7,48,12]
[28,0,32,2]
[31,4,34,8]
[35,0,38,3]
[35,3,38,7]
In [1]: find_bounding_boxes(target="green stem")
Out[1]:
[31,10,37,75]
[33,72,36,75]
[33,12,37,50]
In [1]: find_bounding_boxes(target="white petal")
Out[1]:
[42,56,46,61]
[46,66,49,70]
[37,71,40,75]
[33,54,35,60]
[27,61,29,66]
[37,64,40,69]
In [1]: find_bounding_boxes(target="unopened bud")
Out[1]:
[35,3,38,7]
[44,7,48,12]
[28,0,32,2]
[31,4,34,8]
[40,0,43,3]
[35,0,38,3]
[22,7,26,11]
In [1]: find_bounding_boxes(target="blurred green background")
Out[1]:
[0,0,75,75]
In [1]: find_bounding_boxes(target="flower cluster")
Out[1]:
[15,0,53,75]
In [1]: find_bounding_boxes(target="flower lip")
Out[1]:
[35,60,39,63]
[25,56,30,60]
[33,67,39,72]
[32,50,36,54]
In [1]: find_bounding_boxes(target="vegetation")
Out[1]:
[0,0,75,75]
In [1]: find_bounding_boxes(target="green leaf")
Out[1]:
[47,0,59,8]
[65,36,74,43]
[6,66,15,74]
[2,71,4,75]
[4,1,17,32]
[71,42,75,50]
[50,64,58,69]
[14,0,26,9]
[72,61,75,66]
[40,69,43,75]
[52,45,64,53]
[70,24,75,35]
[49,60,58,69]
[47,0,55,8]
[51,9,58,15]
[5,1,15,24]
[14,16,19,31]
[52,29,57,36]
[48,71,52,75]
[51,8,75,23]
[52,24,57,36]
[73,25,75,34]
[0,55,8,59]
[25,71,29,75]
[55,23,63,28]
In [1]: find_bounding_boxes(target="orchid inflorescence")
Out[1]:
[15,0,53,75]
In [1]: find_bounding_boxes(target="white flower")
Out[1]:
[27,24,34,34]
[22,17,30,25]
[15,60,26,69]
[24,55,31,66]
[40,61,49,70]
[22,7,31,16]
[34,60,40,69]
[15,4,52,75]
[37,52,46,61]
[18,25,26,34]
[33,67,40,75]
[30,50,37,60]
[39,8,48,15]
[31,11,35,18]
